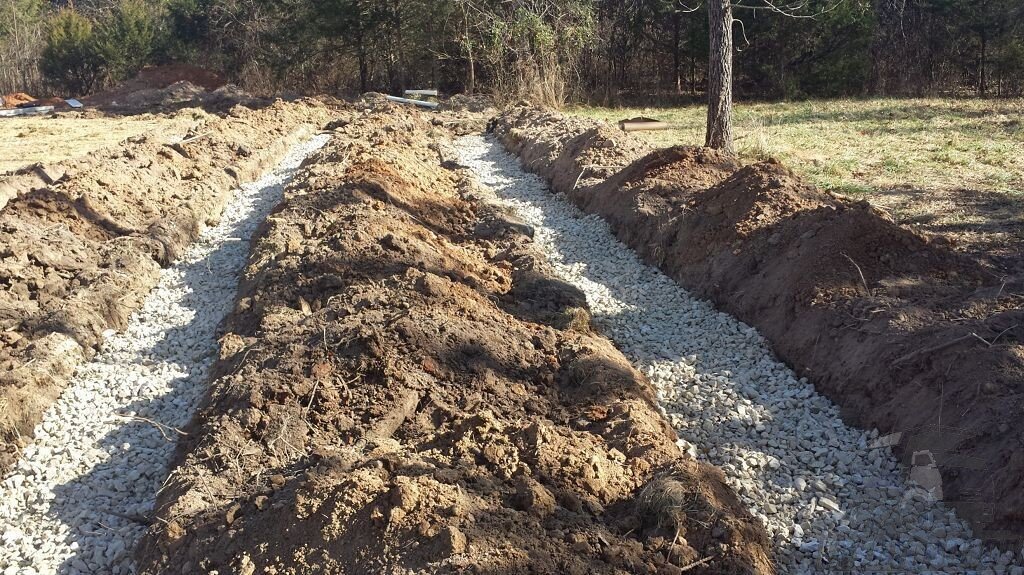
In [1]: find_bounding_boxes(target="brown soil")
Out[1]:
[84,65,256,113]
[0,99,334,473]
[88,64,226,98]
[493,106,1024,547]
[137,106,774,575]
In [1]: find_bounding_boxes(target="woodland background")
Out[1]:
[2,0,1023,104]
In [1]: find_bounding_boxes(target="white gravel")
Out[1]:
[457,134,1023,575]
[0,134,329,575]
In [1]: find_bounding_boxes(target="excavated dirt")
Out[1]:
[83,65,241,113]
[1,93,36,109]
[493,106,1024,546]
[137,106,774,575]
[0,99,334,473]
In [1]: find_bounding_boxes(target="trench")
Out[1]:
[456,134,1022,574]
[0,134,330,575]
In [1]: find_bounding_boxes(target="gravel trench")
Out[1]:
[457,135,1022,575]
[0,134,330,575]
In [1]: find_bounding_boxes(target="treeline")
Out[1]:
[2,0,1023,102]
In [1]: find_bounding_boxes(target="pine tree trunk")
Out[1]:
[979,30,987,97]
[356,2,369,93]
[706,0,734,154]
[672,11,682,94]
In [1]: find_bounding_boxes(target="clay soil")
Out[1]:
[137,106,774,575]
[493,106,1024,547]
[0,99,334,473]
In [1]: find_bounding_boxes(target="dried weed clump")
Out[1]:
[636,475,703,530]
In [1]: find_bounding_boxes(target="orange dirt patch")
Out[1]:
[1,93,35,109]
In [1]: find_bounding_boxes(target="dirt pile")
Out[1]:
[1,93,36,109]
[493,106,1024,546]
[129,64,227,92]
[0,100,334,472]
[353,91,493,136]
[137,107,773,575]
[84,65,255,113]
[439,94,495,114]
[492,107,650,194]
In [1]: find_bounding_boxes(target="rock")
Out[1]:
[390,480,420,511]
[433,526,467,557]
[34,164,66,185]
[515,477,556,517]
[799,539,820,553]
[818,497,840,513]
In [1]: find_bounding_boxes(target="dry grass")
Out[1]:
[636,476,701,530]
[572,98,1024,198]
[0,114,175,173]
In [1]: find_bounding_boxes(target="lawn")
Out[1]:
[571,98,1024,198]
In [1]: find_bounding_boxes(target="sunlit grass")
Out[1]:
[1,115,176,173]
[570,98,1024,197]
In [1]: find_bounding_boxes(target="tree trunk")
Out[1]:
[979,30,987,97]
[355,2,368,93]
[690,54,696,94]
[672,10,682,94]
[358,47,369,93]
[705,0,734,154]
[463,7,475,95]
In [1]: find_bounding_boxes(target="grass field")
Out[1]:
[572,98,1024,197]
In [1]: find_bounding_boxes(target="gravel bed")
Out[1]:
[457,134,1022,575]
[0,134,330,575]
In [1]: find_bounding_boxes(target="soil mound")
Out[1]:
[493,106,1024,547]
[86,80,259,113]
[0,100,334,472]
[438,94,494,113]
[356,91,391,109]
[104,64,226,95]
[495,106,650,194]
[136,107,774,575]
[83,66,254,112]
[1,93,35,109]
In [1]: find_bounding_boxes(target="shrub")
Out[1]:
[41,3,162,95]
[40,9,103,95]
[165,0,210,60]
[93,0,160,82]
